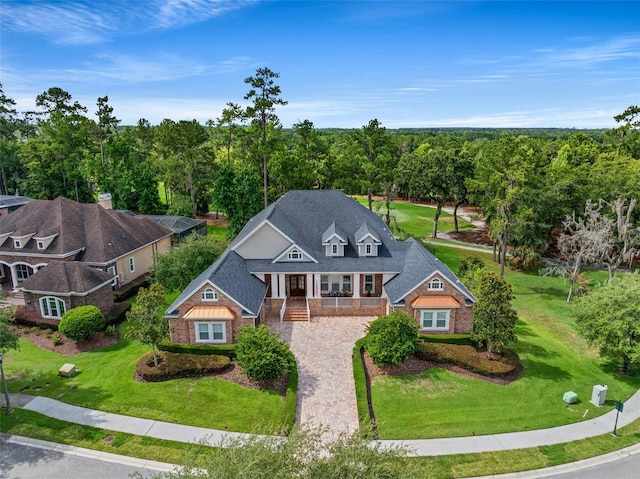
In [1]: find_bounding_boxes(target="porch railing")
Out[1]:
[360,297,383,308]
[321,297,353,309]
[279,298,287,323]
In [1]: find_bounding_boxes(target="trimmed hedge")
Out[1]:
[104,301,131,326]
[419,334,472,345]
[159,340,236,359]
[352,337,373,430]
[134,350,231,382]
[281,362,298,434]
[58,305,105,341]
[416,342,520,377]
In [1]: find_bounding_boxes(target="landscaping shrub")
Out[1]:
[104,301,131,326]
[105,325,116,336]
[51,332,63,347]
[366,311,418,366]
[416,342,520,377]
[58,305,105,342]
[419,334,472,345]
[134,350,230,382]
[235,325,294,381]
[159,340,236,359]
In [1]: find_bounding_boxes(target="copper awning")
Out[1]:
[411,295,461,308]
[183,305,235,320]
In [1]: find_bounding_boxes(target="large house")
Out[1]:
[166,190,475,345]
[0,196,172,320]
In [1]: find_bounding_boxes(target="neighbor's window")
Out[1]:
[40,296,66,319]
[128,257,135,273]
[428,277,444,291]
[15,264,30,281]
[202,288,218,301]
[196,322,225,343]
[14,240,21,248]
[420,310,449,330]
[37,241,45,250]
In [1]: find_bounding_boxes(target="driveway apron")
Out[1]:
[267,316,373,436]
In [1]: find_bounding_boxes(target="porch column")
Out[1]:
[278,274,286,298]
[8,264,18,288]
[353,274,361,298]
[270,274,278,298]
[306,273,313,298]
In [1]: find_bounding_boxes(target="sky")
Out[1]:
[1,0,639,128]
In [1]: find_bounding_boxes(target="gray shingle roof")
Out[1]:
[166,250,267,317]
[170,190,474,315]
[322,222,347,244]
[0,197,172,264]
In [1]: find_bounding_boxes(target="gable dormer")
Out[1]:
[355,222,381,257]
[33,227,60,251]
[322,222,348,257]
[10,226,37,249]
[0,229,15,247]
[273,244,317,263]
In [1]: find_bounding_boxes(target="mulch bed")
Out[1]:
[17,328,119,355]
[363,351,522,386]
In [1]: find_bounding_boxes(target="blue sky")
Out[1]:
[1,1,638,128]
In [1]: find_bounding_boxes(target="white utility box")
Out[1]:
[590,384,608,407]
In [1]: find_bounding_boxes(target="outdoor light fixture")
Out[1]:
[0,352,13,414]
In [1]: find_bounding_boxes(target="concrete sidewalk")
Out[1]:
[4,388,640,456]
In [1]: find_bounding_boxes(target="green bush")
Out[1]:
[235,325,294,381]
[416,342,520,377]
[281,362,298,434]
[365,311,418,366]
[58,305,105,342]
[134,350,230,381]
[159,340,236,359]
[104,301,131,326]
[51,332,63,347]
[105,325,116,336]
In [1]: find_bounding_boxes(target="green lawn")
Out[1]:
[354,197,475,238]
[370,246,639,439]
[4,325,287,435]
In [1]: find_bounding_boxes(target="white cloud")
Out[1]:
[0,0,260,45]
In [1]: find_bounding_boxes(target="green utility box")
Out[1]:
[563,391,578,404]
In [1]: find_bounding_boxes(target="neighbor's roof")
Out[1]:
[0,197,172,263]
[135,215,206,235]
[0,194,32,209]
[17,262,113,296]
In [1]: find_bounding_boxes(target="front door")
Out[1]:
[289,275,306,297]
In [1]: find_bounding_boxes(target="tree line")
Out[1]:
[1,70,638,254]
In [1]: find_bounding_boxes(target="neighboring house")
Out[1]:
[0,194,32,216]
[166,190,475,345]
[132,214,207,244]
[0,196,172,321]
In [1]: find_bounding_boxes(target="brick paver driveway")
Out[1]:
[267,316,374,436]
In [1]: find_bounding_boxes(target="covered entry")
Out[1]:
[289,274,306,297]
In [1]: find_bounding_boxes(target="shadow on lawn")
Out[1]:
[521,358,571,380]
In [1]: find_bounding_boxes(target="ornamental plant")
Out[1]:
[58,305,105,342]
[235,325,294,380]
[366,311,418,366]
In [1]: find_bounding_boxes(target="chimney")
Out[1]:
[98,193,113,210]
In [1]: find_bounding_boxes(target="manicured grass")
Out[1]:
[208,224,229,242]
[4,326,287,435]
[370,246,639,439]
[354,197,475,238]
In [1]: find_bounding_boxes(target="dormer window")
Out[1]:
[365,244,372,255]
[202,288,218,301]
[14,240,21,248]
[428,278,444,291]
[288,249,302,260]
[332,244,338,255]
[37,241,45,250]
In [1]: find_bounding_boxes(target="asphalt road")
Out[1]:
[0,438,169,479]
[540,452,640,479]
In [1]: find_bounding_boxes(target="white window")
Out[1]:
[365,243,372,255]
[202,288,218,301]
[428,277,444,291]
[195,322,226,343]
[15,264,30,281]
[37,241,45,250]
[332,244,338,255]
[107,266,117,287]
[364,274,374,292]
[40,296,66,319]
[331,275,340,292]
[342,275,351,293]
[14,240,21,248]
[320,275,329,293]
[420,310,450,330]
[288,249,302,260]
[129,257,135,273]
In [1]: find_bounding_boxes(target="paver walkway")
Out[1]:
[266,315,374,436]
